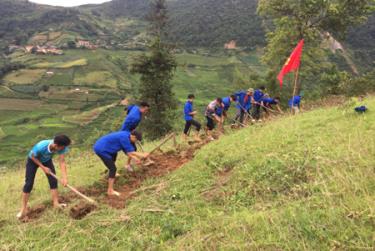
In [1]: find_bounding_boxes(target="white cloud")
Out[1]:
[30,0,111,7]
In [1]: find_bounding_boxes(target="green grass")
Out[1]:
[0,97,373,250]
[33,58,88,69]
[3,69,45,85]
[73,70,117,88]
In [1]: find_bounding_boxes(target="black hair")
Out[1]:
[188,94,195,99]
[54,135,71,147]
[216,97,223,104]
[140,102,150,108]
[259,86,266,90]
[230,94,237,101]
[274,96,281,101]
[131,130,143,141]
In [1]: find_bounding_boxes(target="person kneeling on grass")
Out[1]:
[17,135,71,219]
[205,98,224,140]
[183,94,202,142]
[93,130,149,196]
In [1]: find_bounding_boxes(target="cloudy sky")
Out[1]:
[30,0,111,7]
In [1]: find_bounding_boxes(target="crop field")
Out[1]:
[73,70,117,88]
[33,58,88,69]
[3,69,45,85]
[0,98,42,110]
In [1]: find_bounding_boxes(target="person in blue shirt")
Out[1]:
[234,88,253,125]
[263,97,283,118]
[94,131,149,196]
[288,95,302,114]
[121,102,150,132]
[17,135,71,220]
[219,94,237,118]
[252,86,265,121]
[183,94,202,142]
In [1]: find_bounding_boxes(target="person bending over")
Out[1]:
[18,135,71,219]
[93,131,148,196]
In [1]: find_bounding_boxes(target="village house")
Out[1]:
[23,45,63,55]
[224,40,237,50]
[77,40,97,50]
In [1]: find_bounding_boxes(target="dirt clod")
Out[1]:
[70,203,96,220]
[27,204,47,220]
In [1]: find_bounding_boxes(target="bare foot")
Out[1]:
[16,209,28,220]
[125,165,134,172]
[108,190,121,197]
[53,203,67,210]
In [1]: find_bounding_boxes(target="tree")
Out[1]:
[131,0,177,140]
[67,41,76,49]
[257,0,374,97]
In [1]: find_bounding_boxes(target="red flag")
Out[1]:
[277,39,304,88]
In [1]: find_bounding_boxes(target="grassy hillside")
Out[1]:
[0,97,373,250]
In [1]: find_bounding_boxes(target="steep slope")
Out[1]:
[0,97,373,249]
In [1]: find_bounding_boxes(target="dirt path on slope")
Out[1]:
[24,137,212,221]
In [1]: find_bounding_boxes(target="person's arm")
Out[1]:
[188,103,197,116]
[276,104,283,113]
[30,154,51,175]
[59,154,68,187]
[127,152,150,164]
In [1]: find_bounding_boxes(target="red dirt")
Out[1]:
[70,203,97,220]
[26,204,47,220]
[25,138,209,220]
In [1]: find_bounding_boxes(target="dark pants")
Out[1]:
[184,119,201,135]
[252,104,261,120]
[23,158,57,193]
[234,109,245,123]
[97,154,117,179]
[206,116,215,131]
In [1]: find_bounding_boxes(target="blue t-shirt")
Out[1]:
[288,96,301,107]
[222,97,231,111]
[93,131,136,159]
[28,140,69,163]
[184,101,194,121]
[253,89,264,103]
[121,105,142,132]
[263,98,278,105]
[235,91,251,111]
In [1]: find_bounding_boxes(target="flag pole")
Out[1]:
[291,66,300,113]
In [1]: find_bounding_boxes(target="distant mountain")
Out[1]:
[0,0,106,50]
[95,0,265,48]
[0,0,374,67]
